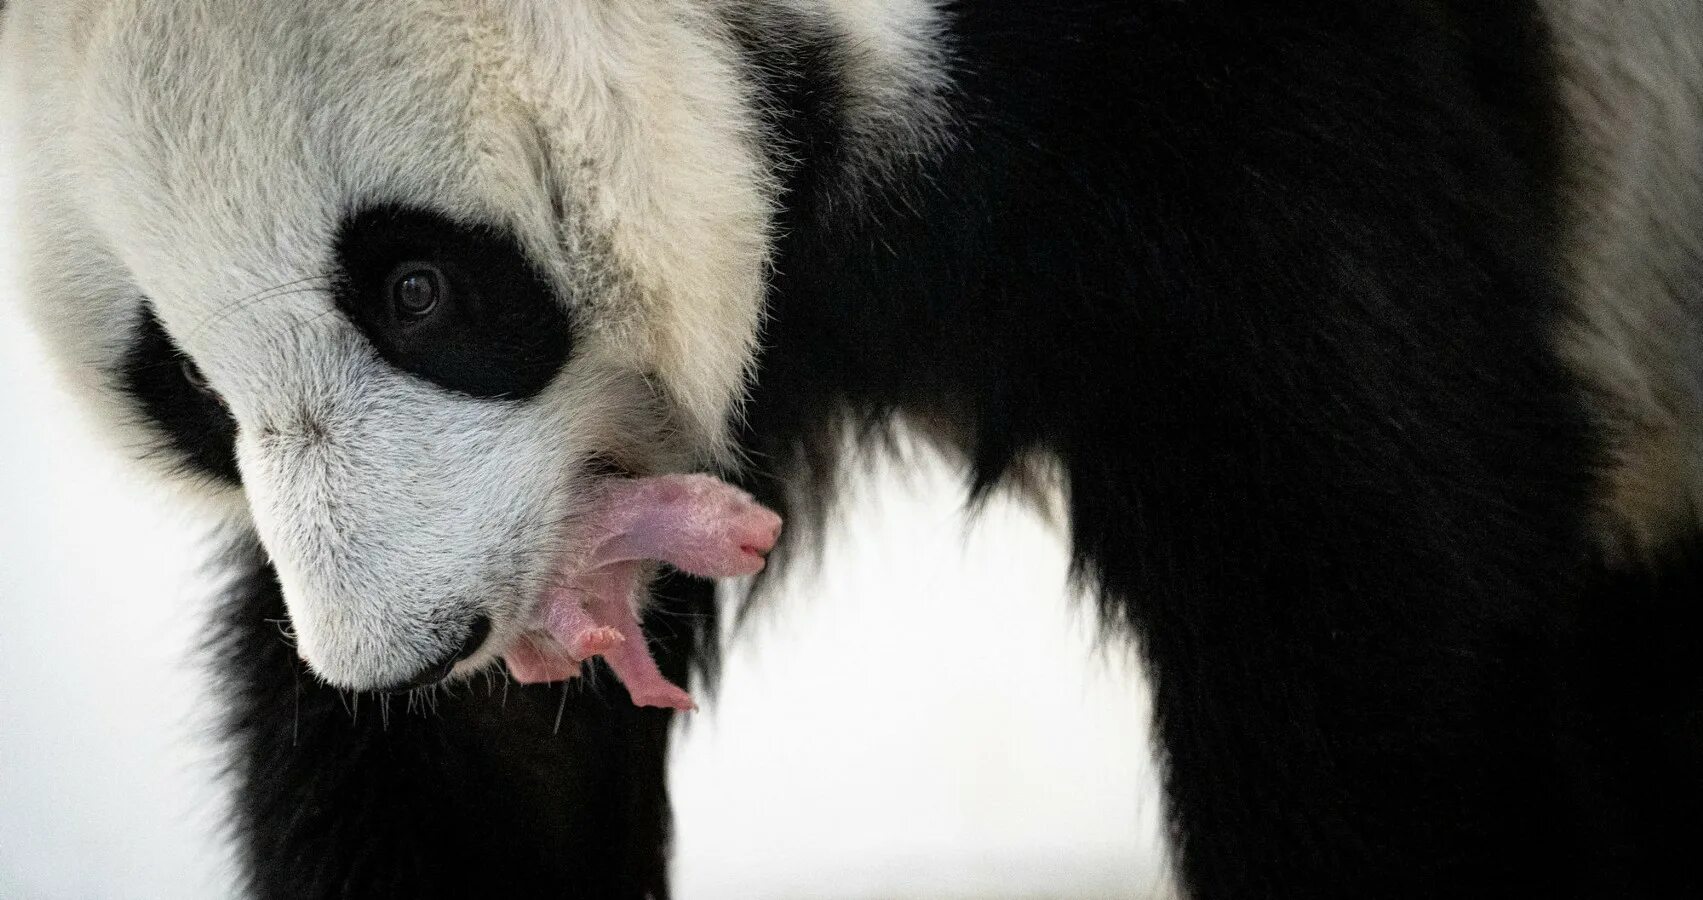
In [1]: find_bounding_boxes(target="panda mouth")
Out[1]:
[500,474,782,710]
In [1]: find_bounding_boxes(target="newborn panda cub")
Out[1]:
[504,475,783,710]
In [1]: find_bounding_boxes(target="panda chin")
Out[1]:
[502,474,782,711]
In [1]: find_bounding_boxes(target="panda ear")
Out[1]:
[117,304,242,487]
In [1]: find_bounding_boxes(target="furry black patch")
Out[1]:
[119,304,241,485]
[331,205,572,400]
[1555,538,1703,899]
[728,0,1672,895]
[726,4,851,230]
[211,531,714,899]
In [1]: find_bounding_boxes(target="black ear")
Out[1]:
[118,304,241,486]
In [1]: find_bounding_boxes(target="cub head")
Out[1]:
[0,0,774,690]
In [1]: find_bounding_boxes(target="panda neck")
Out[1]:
[738,3,1124,457]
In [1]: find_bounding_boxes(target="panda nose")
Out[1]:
[380,615,492,692]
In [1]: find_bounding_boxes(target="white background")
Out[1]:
[0,143,1174,900]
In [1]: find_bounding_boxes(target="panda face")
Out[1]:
[0,0,774,690]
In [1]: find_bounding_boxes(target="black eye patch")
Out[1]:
[331,205,573,400]
[119,306,241,486]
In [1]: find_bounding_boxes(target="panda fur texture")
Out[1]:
[3,1,1703,897]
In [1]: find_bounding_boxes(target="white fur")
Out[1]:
[1545,0,1703,561]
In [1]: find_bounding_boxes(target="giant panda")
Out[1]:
[3,1,1701,897]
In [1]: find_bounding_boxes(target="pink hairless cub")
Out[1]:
[504,474,783,710]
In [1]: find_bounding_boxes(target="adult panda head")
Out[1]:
[0,1,776,691]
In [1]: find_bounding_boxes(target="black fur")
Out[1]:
[120,304,241,486]
[1553,538,1703,899]
[191,1,1703,897]
[738,0,1656,896]
[214,531,714,899]
[331,205,573,401]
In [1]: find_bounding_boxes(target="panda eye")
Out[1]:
[389,264,445,322]
[335,206,572,399]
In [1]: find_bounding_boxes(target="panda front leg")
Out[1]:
[1069,436,1594,896]
[213,535,709,899]
[1050,299,1599,896]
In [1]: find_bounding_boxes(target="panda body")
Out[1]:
[4,1,1703,897]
